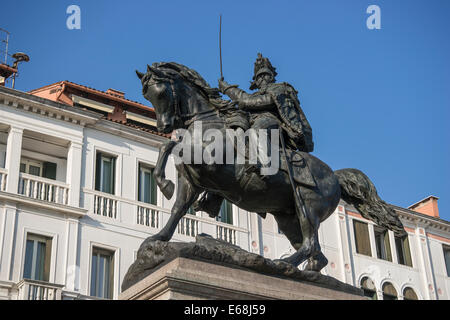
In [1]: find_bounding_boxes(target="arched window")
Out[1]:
[403,287,418,300]
[382,282,398,300]
[360,277,377,300]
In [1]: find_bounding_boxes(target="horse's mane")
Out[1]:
[151,62,231,109]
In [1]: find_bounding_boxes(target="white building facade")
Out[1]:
[0,84,448,300]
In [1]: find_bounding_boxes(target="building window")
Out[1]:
[395,235,413,267]
[20,158,57,180]
[95,152,116,194]
[138,164,157,205]
[217,200,233,225]
[444,245,450,277]
[382,282,398,300]
[374,227,392,261]
[360,277,377,300]
[90,247,114,299]
[403,287,418,300]
[23,234,52,282]
[353,220,372,256]
[186,206,196,215]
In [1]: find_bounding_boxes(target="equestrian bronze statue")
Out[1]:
[135,56,406,272]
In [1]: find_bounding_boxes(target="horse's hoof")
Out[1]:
[142,233,169,245]
[274,257,296,267]
[305,253,328,272]
[273,259,289,267]
[160,180,175,200]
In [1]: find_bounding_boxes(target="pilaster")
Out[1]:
[5,126,23,193]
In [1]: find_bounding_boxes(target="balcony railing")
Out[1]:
[0,168,7,192]
[216,224,237,245]
[177,215,200,237]
[18,173,69,205]
[137,204,160,229]
[92,191,118,219]
[83,188,247,245]
[16,279,63,300]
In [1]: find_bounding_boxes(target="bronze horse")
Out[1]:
[135,62,405,272]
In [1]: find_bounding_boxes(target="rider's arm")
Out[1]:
[224,87,275,110]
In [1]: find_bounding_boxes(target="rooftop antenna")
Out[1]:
[0,28,10,64]
[0,29,30,88]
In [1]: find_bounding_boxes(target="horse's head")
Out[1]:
[137,62,225,134]
[136,64,182,134]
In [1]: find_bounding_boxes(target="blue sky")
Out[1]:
[2,0,449,221]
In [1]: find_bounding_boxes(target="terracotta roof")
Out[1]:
[29,80,155,116]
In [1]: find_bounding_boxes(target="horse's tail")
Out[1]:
[334,168,406,236]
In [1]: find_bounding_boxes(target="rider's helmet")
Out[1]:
[250,53,277,90]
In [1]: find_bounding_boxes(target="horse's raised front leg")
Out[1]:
[144,174,199,243]
[153,140,176,199]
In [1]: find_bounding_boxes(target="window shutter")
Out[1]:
[404,236,413,267]
[111,157,116,195]
[43,162,57,180]
[150,168,157,205]
[23,240,34,279]
[95,153,102,191]
[353,221,371,256]
[43,238,52,281]
[226,200,233,224]
[384,231,392,262]
[109,254,115,299]
[138,164,142,202]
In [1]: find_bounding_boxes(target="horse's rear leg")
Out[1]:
[280,196,326,271]
[296,205,328,272]
[143,175,199,243]
[273,213,303,252]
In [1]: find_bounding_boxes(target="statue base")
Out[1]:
[120,234,365,300]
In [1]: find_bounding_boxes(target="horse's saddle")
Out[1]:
[230,136,316,189]
[220,108,250,130]
[218,107,316,189]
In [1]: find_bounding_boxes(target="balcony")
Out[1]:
[92,191,118,219]
[216,224,237,245]
[16,279,64,300]
[0,124,83,210]
[177,215,200,237]
[137,203,160,229]
[18,173,69,205]
[83,188,246,245]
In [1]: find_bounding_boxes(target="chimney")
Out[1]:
[408,196,440,218]
[106,88,125,99]
[0,64,17,87]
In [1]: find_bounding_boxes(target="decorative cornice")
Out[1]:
[0,86,101,127]
[340,200,450,235]
[0,86,168,146]
[0,191,87,219]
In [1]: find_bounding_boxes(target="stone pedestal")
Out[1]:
[120,256,366,300]
[120,234,365,300]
